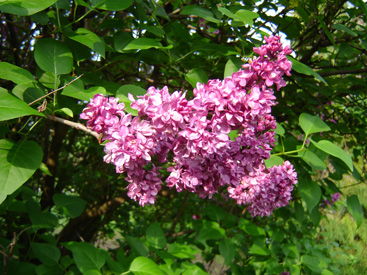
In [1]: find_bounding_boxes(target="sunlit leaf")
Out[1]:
[0,92,44,121]
[234,9,259,26]
[0,0,57,16]
[298,149,327,171]
[167,243,200,259]
[312,140,353,171]
[181,5,220,23]
[34,39,73,75]
[129,256,165,275]
[91,0,132,11]
[64,28,105,58]
[0,62,35,84]
[185,68,208,88]
[224,57,242,78]
[299,113,330,135]
[265,155,284,168]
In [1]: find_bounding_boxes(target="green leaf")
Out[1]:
[146,26,165,37]
[181,5,220,23]
[53,194,87,218]
[287,57,328,84]
[0,0,58,16]
[347,195,363,228]
[117,84,146,97]
[80,270,101,275]
[196,220,226,245]
[224,57,242,78]
[129,256,165,275]
[91,0,132,11]
[182,265,209,275]
[205,204,227,222]
[12,83,45,104]
[218,7,237,19]
[64,28,105,58]
[126,236,149,257]
[332,23,358,37]
[185,68,209,88]
[357,0,367,16]
[0,62,35,84]
[249,239,270,256]
[38,71,60,89]
[146,221,167,249]
[238,218,265,236]
[167,243,200,259]
[265,155,284,168]
[301,255,327,273]
[35,263,64,275]
[114,32,133,52]
[39,163,52,176]
[299,113,331,135]
[0,139,43,204]
[228,129,238,141]
[312,140,353,171]
[275,122,285,136]
[62,78,107,101]
[100,250,126,274]
[56,107,73,118]
[64,242,106,273]
[116,85,146,116]
[219,239,235,266]
[310,206,321,226]
[123,38,172,51]
[0,91,45,121]
[298,149,327,171]
[234,10,259,26]
[31,242,61,265]
[29,211,58,229]
[282,243,299,258]
[298,180,321,213]
[34,39,73,75]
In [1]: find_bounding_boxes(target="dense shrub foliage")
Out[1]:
[0,0,366,274]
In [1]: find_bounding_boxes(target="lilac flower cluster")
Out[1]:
[322,192,341,207]
[80,36,298,216]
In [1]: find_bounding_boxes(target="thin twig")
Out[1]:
[318,68,367,77]
[339,181,366,189]
[28,74,84,106]
[46,115,102,143]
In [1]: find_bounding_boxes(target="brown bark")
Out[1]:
[40,121,70,209]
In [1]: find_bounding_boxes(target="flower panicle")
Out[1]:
[80,35,298,216]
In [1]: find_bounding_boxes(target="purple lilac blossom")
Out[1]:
[80,35,298,215]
